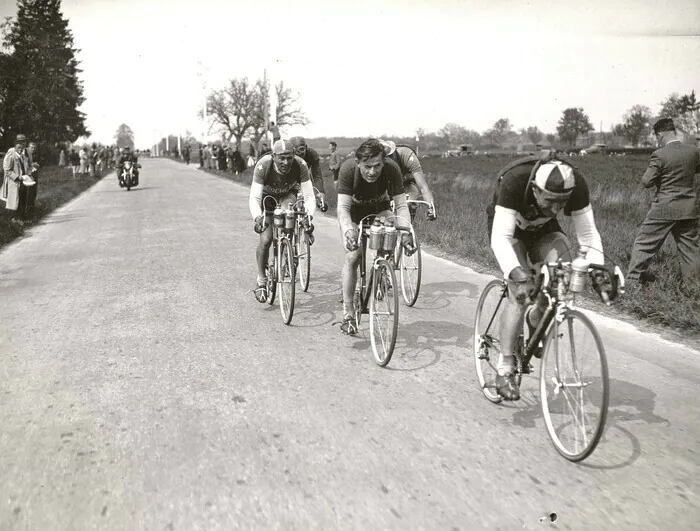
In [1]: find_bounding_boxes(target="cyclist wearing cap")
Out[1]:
[487,152,605,401]
[249,139,317,302]
[288,136,326,206]
[337,138,414,335]
[380,140,437,221]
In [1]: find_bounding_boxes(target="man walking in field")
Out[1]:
[627,118,700,287]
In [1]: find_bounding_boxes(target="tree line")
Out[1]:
[0,0,88,157]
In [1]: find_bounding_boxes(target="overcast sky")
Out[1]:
[2,0,699,147]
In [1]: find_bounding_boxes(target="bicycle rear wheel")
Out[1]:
[369,259,399,367]
[473,279,508,404]
[278,238,296,325]
[297,228,311,292]
[398,240,422,307]
[540,309,609,462]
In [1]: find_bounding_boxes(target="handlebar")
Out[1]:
[538,260,625,306]
[403,195,437,220]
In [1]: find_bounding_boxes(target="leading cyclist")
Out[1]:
[486,151,610,401]
[249,139,317,302]
[337,138,415,335]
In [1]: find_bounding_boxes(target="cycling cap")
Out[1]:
[288,136,307,149]
[379,139,396,156]
[272,139,294,154]
[533,161,575,194]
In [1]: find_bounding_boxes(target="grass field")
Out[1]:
[171,152,700,336]
[0,165,112,249]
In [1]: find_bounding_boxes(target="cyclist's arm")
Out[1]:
[411,170,434,204]
[570,205,604,265]
[491,206,521,278]
[310,158,325,194]
[298,160,316,217]
[337,194,354,237]
[400,149,433,203]
[392,194,411,232]
[249,182,264,220]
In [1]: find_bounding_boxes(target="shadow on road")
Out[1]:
[499,377,669,469]
[407,280,481,311]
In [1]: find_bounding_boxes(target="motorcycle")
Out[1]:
[119,160,138,191]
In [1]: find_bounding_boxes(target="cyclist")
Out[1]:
[487,151,609,401]
[337,138,415,335]
[117,147,140,187]
[249,139,317,303]
[379,140,437,221]
[288,136,326,208]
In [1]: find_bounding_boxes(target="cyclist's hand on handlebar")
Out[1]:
[509,266,538,305]
[253,215,267,234]
[591,270,616,304]
[344,228,359,251]
[401,232,417,255]
[427,205,437,221]
[316,192,328,212]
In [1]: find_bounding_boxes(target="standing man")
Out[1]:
[1,134,30,218]
[329,141,341,189]
[627,118,700,287]
[26,141,40,213]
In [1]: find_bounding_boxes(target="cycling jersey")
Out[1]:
[252,153,310,198]
[388,146,422,185]
[337,157,405,209]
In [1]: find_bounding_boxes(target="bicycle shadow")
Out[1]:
[503,377,669,469]
[406,280,481,311]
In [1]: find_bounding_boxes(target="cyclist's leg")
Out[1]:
[528,231,573,324]
[340,215,361,334]
[256,212,274,278]
[498,239,530,378]
[404,181,420,223]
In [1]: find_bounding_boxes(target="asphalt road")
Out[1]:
[1,158,698,530]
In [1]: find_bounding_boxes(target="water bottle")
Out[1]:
[285,208,295,230]
[383,219,398,251]
[273,207,285,228]
[569,247,589,293]
[369,219,384,250]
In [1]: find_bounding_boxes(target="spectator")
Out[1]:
[627,118,700,288]
[1,134,30,219]
[58,146,66,167]
[69,148,80,178]
[217,144,227,171]
[198,145,204,168]
[78,145,88,177]
[329,141,341,188]
[25,141,40,213]
[183,145,191,165]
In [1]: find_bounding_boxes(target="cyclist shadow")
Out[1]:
[350,318,474,372]
[406,280,481,311]
[507,377,669,469]
[282,270,343,328]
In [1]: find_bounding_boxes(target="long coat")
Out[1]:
[2,148,27,211]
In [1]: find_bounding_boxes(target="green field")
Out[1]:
[178,152,700,336]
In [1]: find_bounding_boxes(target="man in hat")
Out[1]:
[627,118,700,286]
[487,152,610,401]
[248,139,317,303]
[1,134,33,217]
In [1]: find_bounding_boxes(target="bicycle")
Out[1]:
[348,213,412,367]
[391,195,436,307]
[260,195,297,325]
[473,253,625,461]
[294,187,327,293]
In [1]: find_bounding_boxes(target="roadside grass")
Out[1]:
[0,165,113,250]
[167,153,700,336]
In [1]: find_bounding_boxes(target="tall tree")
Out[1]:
[206,77,259,148]
[437,122,475,146]
[659,91,700,137]
[612,105,653,147]
[556,107,593,146]
[525,126,544,145]
[545,133,557,146]
[250,80,309,154]
[114,124,134,149]
[0,0,88,149]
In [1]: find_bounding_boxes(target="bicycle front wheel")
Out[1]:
[540,309,609,462]
[278,238,296,325]
[369,259,399,367]
[399,240,422,307]
[297,228,311,292]
[473,279,508,404]
[266,246,277,306]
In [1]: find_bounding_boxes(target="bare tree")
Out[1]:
[250,80,309,155]
[206,77,259,148]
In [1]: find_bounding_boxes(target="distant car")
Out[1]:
[443,145,474,157]
[586,144,608,154]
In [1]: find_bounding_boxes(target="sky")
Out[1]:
[1,0,699,147]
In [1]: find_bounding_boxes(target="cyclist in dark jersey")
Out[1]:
[288,136,326,207]
[380,140,436,221]
[487,152,608,400]
[336,138,415,335]
[248,139,317,302]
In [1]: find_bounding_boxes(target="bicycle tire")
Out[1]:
[369,259,399,367]
[540,309,609,462]
[399,240,422,307]
[473,279,508,404]
[266,244,277,306]
[298,228,311,292]
[278,238,296,325]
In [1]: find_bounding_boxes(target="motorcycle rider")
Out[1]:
[117,147,140,187]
